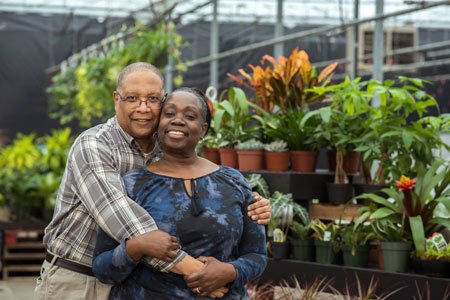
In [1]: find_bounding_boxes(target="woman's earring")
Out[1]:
[199,136,204,145]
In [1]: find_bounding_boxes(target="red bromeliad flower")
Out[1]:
[395,175,417,216]
[394,175,417,191]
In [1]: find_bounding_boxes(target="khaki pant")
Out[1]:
[34,259,112,300]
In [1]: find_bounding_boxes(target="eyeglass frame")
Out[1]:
[115,90,167,108]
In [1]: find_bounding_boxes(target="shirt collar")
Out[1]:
[110,116,135,146]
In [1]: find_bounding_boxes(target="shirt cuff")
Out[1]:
[227,262,241,290]
[143,249,188,273]
[114,239,140,268]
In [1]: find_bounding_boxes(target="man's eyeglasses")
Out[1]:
[116,91,167,108]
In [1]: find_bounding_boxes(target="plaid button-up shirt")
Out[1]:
[43,117,186,271]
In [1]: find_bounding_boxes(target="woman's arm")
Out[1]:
[93,228,229,298]
[185,184,268,293]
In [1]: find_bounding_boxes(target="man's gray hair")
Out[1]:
[117,62,164,89]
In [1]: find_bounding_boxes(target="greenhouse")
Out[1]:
[1,0,450,299]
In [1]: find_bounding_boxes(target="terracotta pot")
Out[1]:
[290,150,318,172]
[218,148,238,168]
[236,150,264,171]
[327,150,360,173]
[265,151,289,172]
[202,147,220,164]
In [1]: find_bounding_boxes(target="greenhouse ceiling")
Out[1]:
[0,0,449,28]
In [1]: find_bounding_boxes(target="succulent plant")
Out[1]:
[235,139,264,150]
[264,140,288,152]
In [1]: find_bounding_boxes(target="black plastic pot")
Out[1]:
[270,241,290,260]
[314,239,340,264]
[326,183,354,204]
[290,239,315,262]
[411,258,450,278]
[380,241,412,273]
[342,244,370,268]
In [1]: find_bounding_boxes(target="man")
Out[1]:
[35,62,271,300]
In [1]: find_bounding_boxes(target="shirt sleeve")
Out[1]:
[228,180,268,290]
[92,229,138,284]
[71,135,185,272]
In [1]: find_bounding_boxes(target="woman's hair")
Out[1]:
[162,87,212,134]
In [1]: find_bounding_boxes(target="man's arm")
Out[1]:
[72,135,185,271]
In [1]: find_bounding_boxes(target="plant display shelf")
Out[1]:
[1,228,45,279]
[259,259,450,299]
[309,203,361,221]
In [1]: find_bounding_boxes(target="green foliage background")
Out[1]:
[47,22,187,128]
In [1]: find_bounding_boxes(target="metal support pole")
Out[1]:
[351,0,359,79]
[165,49,174,93]
[209,0,219,88]
[274,0,284,58]
[373,0,384,83]
[372,0,384,107]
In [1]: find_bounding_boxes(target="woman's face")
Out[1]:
[158,91,208,154]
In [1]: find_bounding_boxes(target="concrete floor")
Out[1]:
[0,277,36,300]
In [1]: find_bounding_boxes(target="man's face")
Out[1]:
[114,70,164,146]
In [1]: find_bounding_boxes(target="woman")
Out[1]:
[92,87,267,299]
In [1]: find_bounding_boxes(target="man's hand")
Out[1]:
[248,192,272,225]
[126,230,180,262]
[184,256,236,294]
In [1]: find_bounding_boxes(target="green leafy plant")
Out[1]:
[48,22,187,128]
[353,77,448,185]
[269,191,309,242]
[245,173,270,198]
[420,244,450,262]
[304,77,371,183]
[340,221,376,255]
[356,159,450,257]
[290,220,314,240]
[213,87,263,148]
[0,129,74,220]
[310,218,341,243]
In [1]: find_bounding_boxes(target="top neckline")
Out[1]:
[143,165,222,180]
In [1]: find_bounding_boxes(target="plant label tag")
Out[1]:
[323,231,331,242]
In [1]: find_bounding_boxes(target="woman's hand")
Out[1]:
[184,256,236,294]
[248,192,272,225]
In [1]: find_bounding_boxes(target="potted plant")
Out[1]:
[228,48,337,173]
[0,128,73,221]
[268,191,309,260]
[290,220,315,262]
[340,220,376,268]
[235,139,265,171]
[213,87,263,168]
[201,130,221,164]
[412,239,450,278]
[263,109,322,172]
[310,219,341,264]
[263,140,289,172]
[227,48,337,114]
[353,77,448,195]
[304,77,371,204]
[356,159,450,261]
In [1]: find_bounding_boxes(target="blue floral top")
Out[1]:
[92,166,267,300]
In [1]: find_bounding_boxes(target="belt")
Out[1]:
[45,251,94,277]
